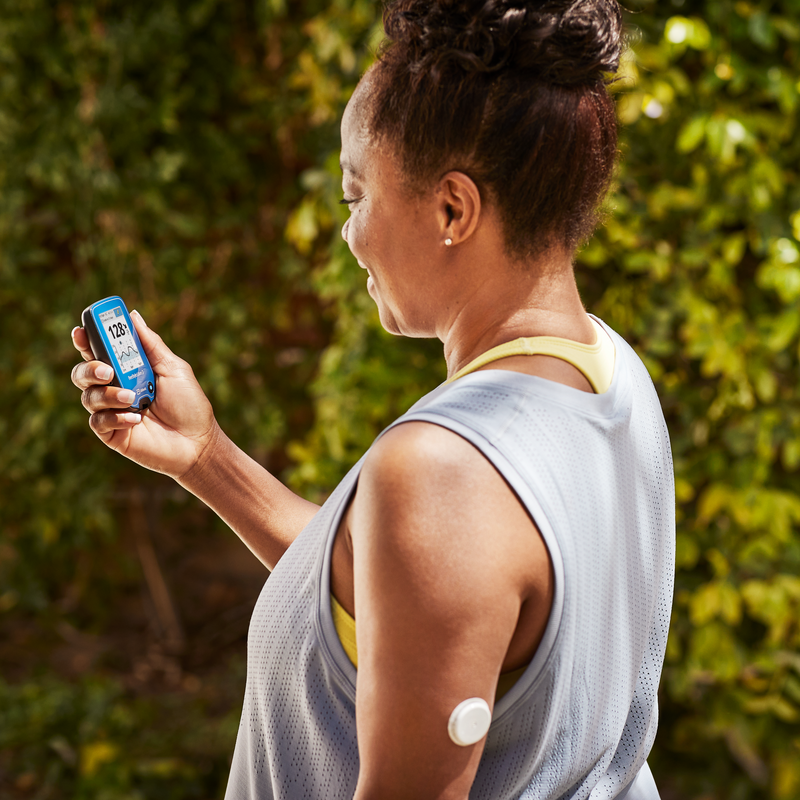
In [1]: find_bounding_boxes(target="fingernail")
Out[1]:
[71,326,81,337]
[132,310,148,328]
[123,413,142,424]
[98,365,114,381]
[119,390,136,404]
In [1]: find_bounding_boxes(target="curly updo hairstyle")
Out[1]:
[367,0,624,260]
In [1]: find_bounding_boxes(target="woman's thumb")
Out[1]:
[130,309,173,371]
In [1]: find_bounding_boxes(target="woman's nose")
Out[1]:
[341,218,350,242]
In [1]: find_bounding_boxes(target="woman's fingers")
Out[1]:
[70,358,114,391]
[89,409,144,436]
[69,347,138,413]
[71,326,96,363]
[80,384,140,414]
[70,326,117,402]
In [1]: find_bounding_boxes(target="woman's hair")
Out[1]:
[367,0,624,260]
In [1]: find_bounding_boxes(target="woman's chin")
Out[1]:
[372,298,403,337]
[369,283,421,338]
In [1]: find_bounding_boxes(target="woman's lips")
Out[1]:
[357,261,374,292]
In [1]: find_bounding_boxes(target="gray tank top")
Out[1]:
[225,319,675,799]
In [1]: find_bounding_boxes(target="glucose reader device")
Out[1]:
[81,296,156,412]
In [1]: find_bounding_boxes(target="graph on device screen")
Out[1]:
[99,307,144,374]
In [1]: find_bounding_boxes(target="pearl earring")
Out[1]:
[445,238,453,246]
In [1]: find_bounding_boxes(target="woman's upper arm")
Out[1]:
[350,421,546,800]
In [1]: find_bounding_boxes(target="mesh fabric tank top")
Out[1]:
[225,317,675,800]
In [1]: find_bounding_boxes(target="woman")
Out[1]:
[71,0,674,797]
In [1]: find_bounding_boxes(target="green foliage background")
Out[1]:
[1,0,799,797]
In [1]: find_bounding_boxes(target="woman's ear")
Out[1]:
[436,171,482,247]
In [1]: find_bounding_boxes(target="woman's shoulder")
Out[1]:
[357,419,540,561]
[362,420,487,499]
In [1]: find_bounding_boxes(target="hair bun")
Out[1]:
[384,0,623,85]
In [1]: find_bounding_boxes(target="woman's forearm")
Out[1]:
[178,423,320,570]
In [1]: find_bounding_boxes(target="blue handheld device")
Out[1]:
[81,296,156,412]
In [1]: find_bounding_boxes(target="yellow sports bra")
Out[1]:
[447,317,615,391]
[331,318,616,701]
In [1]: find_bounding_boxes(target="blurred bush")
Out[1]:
[0,0,379,795]
[1,0,800,797]
[0,673,241,797]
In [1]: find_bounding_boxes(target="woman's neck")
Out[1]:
[439,249,593,381]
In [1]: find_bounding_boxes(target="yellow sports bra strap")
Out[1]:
[331,594,359,668]
[446,317,615,394]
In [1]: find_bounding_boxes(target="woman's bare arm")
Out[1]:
[177,424,319,569]
[71,311,318,570]
[348,422,553,800]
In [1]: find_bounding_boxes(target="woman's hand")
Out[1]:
[71,310,219,480]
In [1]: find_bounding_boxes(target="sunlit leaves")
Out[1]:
[664,16,712,50]
[613,1,800,776]
[566,0,800,794]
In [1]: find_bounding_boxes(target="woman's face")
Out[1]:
[339,86,446,338]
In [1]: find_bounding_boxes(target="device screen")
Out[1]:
[98,306,144,374]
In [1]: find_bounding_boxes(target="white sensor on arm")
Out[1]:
[447,698,492,746]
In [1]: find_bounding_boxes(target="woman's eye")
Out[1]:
[339,197,359,206]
